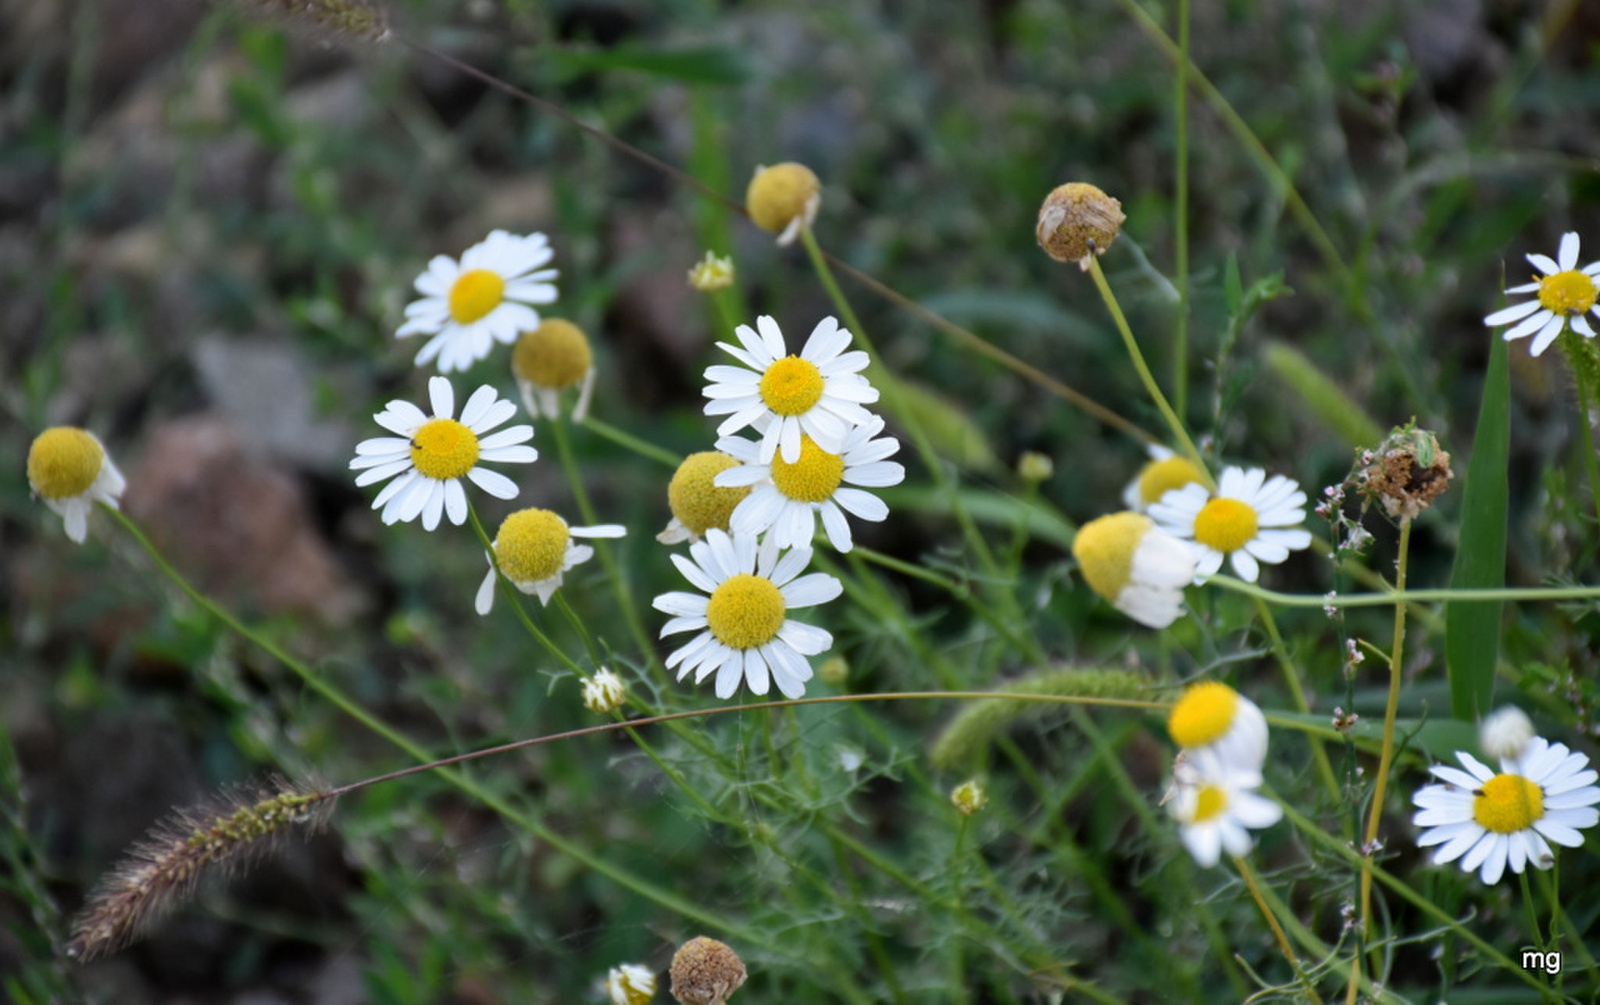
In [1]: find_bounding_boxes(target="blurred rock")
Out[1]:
[191,336,354,471]
[122,415,363,625]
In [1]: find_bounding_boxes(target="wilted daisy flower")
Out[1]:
[1150,466,1312,583]
[1413,737,1600,885]
[27,427,127,544]
[606,962,656,1005]
[1070,512,1195,629]
[658,451,752,545]
[396,230,559,373]
[1122,445,1207,513]
[652,529,841,699]
[715,414,904,553]
[1036,182,1125,270]
[474,508,625,613]
[1166,749,1283,868]
[746,162,820,246]
[350,377,536,531]
[670,936,747,1005]
[1167,680,1269,772]
[688,251,735,292]
[1483,232,1600,356]
[582,668,628,715]
[512,318,595,420]
[703,315,878,465]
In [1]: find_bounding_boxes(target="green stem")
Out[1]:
[1172,0,1191,420]
[465,505,587,676]
[1233,855,1322,1005]
[1252,597,1342,813]
[1086,256,1210,485]
[1559,330,1600,532]
[577,414,682,468]
[1212,577,1600,608]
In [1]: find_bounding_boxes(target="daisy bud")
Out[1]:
[746,163,821,246]
[950,779,988,817]
[657,451,752,545]
[1071,512,1195,629]
[688,252,735,292]
[1036,182,1125,271]
[582,668,628,715]
[816,655,849,686]
[1358,425,1453,521]
[670,936,747,1005]
[1479,706,1535,761]
[1017,451,1054,483]
[27,426,126,544]
[606,962,657,1005]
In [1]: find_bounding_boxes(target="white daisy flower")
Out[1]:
[26,427,127,544]
[652,529,842,700]
[1166,680,1270,773]
[1149,466,1312,583]
[1121,445,1207,513]
[350,377,537,531]
[657,451,752,545]
[396,230,559,373]
[474,508,625,613]
[1166,749,1283,868]
[714,413,904,553]
[702,315,878,465]
[605,962,656,1005]
[1070,512,1195,629]
[1483,232,1600,357]
[1413,736,1600,886]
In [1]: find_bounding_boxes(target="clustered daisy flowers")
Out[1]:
[1483,231,1600,356]
[1162,680,1281,867]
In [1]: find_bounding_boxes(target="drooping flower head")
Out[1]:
[1483,232,1600,356]
[1166,680,1269,772]
[714,413,904,553]
[746,163,820,246]
[474,508,625,613]
[350,377,536,531]
[703,315,878,465]
[512,318,595,420]
[1149,466,1312,583]
[1413,736,1600,885]
[27,427,126,544]
[1071,512,1195,628]
[1123,445,1207,513]
[1036,182,1125,271]
[396,230,559,373]
[652,529,841,699]
[1165,748,1283,868]
[658,451,752,545]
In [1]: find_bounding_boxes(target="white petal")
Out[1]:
[1484,299,1542,327]
[475,567,498,615]
[1558,232,1580,271]
[1529,315,1567,356]
[428,376,455,419]
[467,467,520,500]
[782,572,843,608]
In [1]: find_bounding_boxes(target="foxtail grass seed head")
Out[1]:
[1480,706,1536,762]
[27,426,126,544]
[475,508,625,613]
[950,778,988,817]
[582,668,628,714]
[688,251,736,292]
[1070,512,1195,628]
[606,962,657,1005]
[1167,680,1269,774]
[670,936,747,1005]
[1358,425,1452,521]
[68,778,334,963]
[1017,451,1054,483]
[1484,231,1600,356]
[659,451,753,544]
[512,318,596,420]
[1123,446,1206,513]
[1036,182,1125,271]
[746,162,821,246]
[252,0,390,44]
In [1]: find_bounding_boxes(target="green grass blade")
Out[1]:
[1446,334,1510,720]
[1261,342,1384,449]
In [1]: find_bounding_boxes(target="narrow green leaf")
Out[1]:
[547,45,750,85]
[1261,341,1385,449]
[869,366,1001,473]
[1445,334,1510,720]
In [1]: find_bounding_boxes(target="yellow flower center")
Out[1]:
[512,318,592,390]
[1191,784,1228,824]
[1193,498,1259,554]
[409,418,480,480]
[759,356,825,417]
[1138,455,1206,506]
[493,508,571,583]
[448,268,506,324]
[1071,511,1148,601]
[705,573,786,650]
[1472,773,1545,834]
[1167,681,1240,748]
[771,435,845,503]
[1537,270,1599,316]
[668,451,751,535]
[27,427,104,499]
[746,162,821,234]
